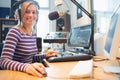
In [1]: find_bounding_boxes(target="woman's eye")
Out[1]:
[32,11,37,14]
[25,11,30,14]
[25,11,37,14]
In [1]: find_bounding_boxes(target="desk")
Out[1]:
[0,59,120,80]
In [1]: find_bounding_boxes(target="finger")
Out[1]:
[30,64,43,77]
[33,63,46,74]
[52,51,59,55]
[37,67,46,74]
[53,51,59,54]
[49,49,59,54]
[37,63,46,73]
[35,63,45,69]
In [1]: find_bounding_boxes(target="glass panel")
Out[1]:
[93,0,120,33]
[35,0,49,7]
[94,0,109,11]
[35,0,50,37]
[37,10,49,38]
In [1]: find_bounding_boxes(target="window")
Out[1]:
[93,0,120,33]
[35,0,50,38]
[37,10,49,38]
[36,0,49,7]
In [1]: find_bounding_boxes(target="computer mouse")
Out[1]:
[42,59,49,67]
[43,71,47,77]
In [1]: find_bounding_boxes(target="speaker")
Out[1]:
[56,13,71,32]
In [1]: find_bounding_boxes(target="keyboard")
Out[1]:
[46,51,93,62]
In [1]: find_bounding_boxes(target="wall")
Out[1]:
[76,0,91,26]
[94,33,106,55]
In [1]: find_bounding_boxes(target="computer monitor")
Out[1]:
[67,24,91,49]
[104,5,120,60]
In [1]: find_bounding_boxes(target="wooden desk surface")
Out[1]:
[0,60,120,80]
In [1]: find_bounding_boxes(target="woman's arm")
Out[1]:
[32,49,59,63]
[0,28,28,72]
[32,53,46,62]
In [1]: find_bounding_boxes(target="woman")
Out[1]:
[0,0,58,77]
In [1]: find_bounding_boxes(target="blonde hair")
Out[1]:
[14,1,40,33]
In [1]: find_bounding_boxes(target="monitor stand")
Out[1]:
[102,59,120,73]
[103,66,120,73]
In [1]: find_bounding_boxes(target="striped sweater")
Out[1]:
[0,27,46,72]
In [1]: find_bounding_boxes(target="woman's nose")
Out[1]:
[29,12,34,16]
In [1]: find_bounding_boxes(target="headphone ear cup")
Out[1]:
[18,9,21,21]
[14,9,19,20]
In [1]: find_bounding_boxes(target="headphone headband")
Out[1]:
[12,0,40,13]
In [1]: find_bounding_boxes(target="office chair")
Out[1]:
[0,43,3,70]
[0,43,4,57]
[36,37,42,52]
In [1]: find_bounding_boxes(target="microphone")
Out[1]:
[48,10,69,20]
[48,11,59,20]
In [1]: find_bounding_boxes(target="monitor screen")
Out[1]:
[67,24,91,48]
[104,5,120,60]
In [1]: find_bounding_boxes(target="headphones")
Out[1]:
[13,0,40,21]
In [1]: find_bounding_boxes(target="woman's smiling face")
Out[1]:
[21,2,38,26]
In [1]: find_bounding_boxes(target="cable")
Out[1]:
[93,57,109,62]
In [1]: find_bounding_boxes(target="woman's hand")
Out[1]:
[45,49,59,58]
[26,63,46,77]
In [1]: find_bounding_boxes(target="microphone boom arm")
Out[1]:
[71,0,95,55]
[71,0,92,18]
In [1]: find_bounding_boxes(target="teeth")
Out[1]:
[27,18,32,20]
